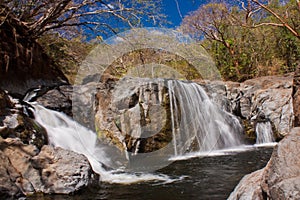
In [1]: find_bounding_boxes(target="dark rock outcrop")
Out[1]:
[0,138,98,198]
[36,85,73,116]
[228,127,300,200]
[293,65,300,126]
[0,13,68,97]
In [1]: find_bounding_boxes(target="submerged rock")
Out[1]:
[0,138,98,198]
[228,127,300,199]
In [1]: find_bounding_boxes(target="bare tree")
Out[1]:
[239,0,300,39]
[0,0,164,39]
[179,3,242,77]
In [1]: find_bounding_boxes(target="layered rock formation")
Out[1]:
[228,127,300,199]
[35,75,294,146]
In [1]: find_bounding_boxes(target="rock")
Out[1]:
[1,138,39,195]
[0,89,48,149]
[94,78,172,153]
[293,65,300,126]
[0,146,23,199]
[36,85,73,116]
[261,127,300,199]
[200,75,293,140]
[0,13,68,97]
[0,138,98,197]
[228,127,300,200]
[228,169,265,200]
[31,145,99,194]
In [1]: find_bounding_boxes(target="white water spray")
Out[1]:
[32,104,175,184]
[31,79,246,182]
[255,121,275,144]
[168,80,243,155]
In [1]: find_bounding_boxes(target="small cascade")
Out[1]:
[32,104,174,184]
[255,121,275,144]
[168,80,243,155]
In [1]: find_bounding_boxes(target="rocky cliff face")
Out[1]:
[228,127,300,200]
[0,16,68,97]
[35,75,294,146]
[200,75,293,141]
[94,78,173,153]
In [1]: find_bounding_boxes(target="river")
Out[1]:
[28,145,273,200]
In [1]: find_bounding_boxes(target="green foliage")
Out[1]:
[180,1,300,81]
[38,34,95,83]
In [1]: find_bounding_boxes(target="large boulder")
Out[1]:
[228,169,265,200]
[260,127,300,199]
[35,85,73,116]
[0,138,98,198]
[228,127,300,199]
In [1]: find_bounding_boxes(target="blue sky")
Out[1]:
[162,0,206,28]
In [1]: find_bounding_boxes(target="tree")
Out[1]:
[239,0,300,126]
[0,0,165,39]
[239,0,300,39]
[179,3,244,80]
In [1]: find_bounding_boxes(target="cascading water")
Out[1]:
[168,80,243,155]
[31,78,245,180]
[32,104,175,184]
[255,121,275,144]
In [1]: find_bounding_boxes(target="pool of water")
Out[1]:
[28,146,274,200]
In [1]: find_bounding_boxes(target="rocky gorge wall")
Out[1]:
[35,75,294,143]
[0,16,68,97]
[200,74,294,142]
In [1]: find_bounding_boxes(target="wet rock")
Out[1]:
[0,89,48,149]
[228,127,300,200]
[36,85,73,116]
[200,75,293,140]
[0,138,98,197]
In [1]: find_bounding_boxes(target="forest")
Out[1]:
[1,0,299,82]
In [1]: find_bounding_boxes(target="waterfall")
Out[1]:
[168,80,243,155]
[255,121,275,144]
[31,78,244,175]
[32,104,175,184]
